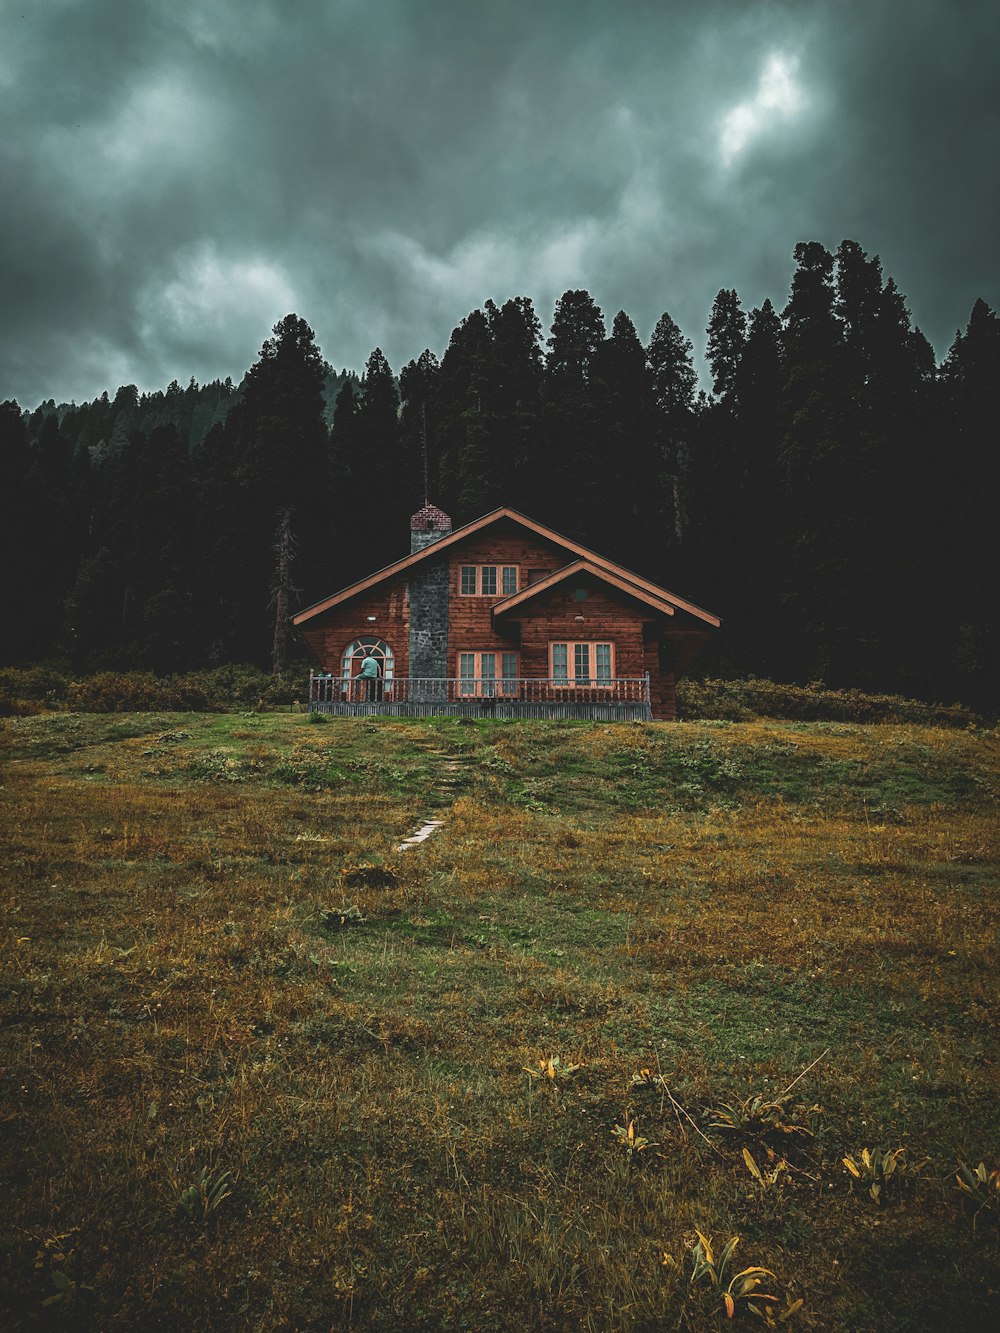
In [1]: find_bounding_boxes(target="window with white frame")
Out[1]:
[459,564,518,596]
[549,641,613,685]
[458,651,519,695]
[341,638,395,685]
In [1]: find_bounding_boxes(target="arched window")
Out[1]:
[341,638,395,685]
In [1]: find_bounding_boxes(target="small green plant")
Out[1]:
[611,1116,658,1161]
[630,1067,660,1088]
[688,1229,779,1320]
[307,710,330,724]
[842,1147,923,1204]
[522,1055,583,1083]
[752,1293,806,1326]
[707,1093,819,1141]
[321,905,368,929]
[954,1161,1000,1226]
[743,1147,790,1193]
[177,1166,233,1228]
[41,1269,94,1309]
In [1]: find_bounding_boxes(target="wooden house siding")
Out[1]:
[297,580,411,682]
[513,579,652,681]
[445,530,574,672]
[295,507,718,720]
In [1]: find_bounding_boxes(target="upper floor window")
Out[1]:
[550,641,614,685]
[459,564,518,596]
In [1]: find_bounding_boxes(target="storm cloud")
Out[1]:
[2,0,997,407]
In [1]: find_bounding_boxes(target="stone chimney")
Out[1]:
[410,503,452,554]
[408,504,451,683]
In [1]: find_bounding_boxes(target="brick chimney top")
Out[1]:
[410,503,452,552]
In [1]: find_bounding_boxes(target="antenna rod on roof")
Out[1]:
[421,403,429,506]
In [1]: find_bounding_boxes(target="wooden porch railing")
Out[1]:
[310,673,651,708]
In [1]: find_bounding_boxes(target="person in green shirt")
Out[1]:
[357,652,381,701]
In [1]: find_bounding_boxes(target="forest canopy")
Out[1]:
[2,239,997,709]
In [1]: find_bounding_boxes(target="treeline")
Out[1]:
[1,238,997,707]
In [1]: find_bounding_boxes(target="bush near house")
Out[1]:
[0,664,314,715]
[0,666,984,726]
[677,676,980,727]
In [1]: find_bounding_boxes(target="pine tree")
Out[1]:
[435,310,497,521]
[542,290,606,537]
[132,424,197,671]
[647,310,697,554]
[22,413,76,659]
[399,350,441,506]
[187,315,331,664]
[706,289,747,404]
[270,507,299,676]
[486,297,544,511]
[940,298,1000,706]
[590,311,660,573]
[728,299,786,675]
[354,348,411,555]
[0,401,36,661]
[778,241,847,681]
[832,242,937,690]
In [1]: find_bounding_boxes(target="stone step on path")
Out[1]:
[410,745,475,810]
[394,735,475,850]
[396,818,445,851]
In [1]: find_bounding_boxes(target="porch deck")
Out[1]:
[309,674,653,721]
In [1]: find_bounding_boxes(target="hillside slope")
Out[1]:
[2,714,998,1330]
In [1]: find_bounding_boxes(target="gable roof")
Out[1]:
[492,559,677,619]
[292,506,720,627]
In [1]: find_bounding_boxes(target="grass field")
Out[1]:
[1,711,998,1330]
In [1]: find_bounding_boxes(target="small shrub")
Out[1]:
[678,677,978,727]
[688,1230,779,1320]
[0,665,69,707]
[67,672,211,712]
[611,1116,657,1161]
[67,673,159,712]
[521,1055,584,1084]
[743,1147,790,1193]
[842,1146,925,1204]
[0,687,42,717]
[707,1092,820,1142]
[954,1161,1000,1226]
[180,663,312,708]
[320,905,368,929]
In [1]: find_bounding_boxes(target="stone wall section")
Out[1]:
[408,554,450,681]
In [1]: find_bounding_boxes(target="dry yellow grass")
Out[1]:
[1,711,998,1330]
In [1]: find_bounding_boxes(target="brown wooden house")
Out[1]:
[294,505,720,720]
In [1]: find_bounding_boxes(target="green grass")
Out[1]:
[1,712,998,1330]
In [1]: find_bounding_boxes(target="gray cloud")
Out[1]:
[1,0,997,407]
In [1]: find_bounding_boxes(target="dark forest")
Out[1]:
[3,239,997,709]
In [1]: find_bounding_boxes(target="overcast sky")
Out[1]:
[2,0,998,408]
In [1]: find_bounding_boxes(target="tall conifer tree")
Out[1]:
[590,311,660,573]
[542,290,606,538]
[647,311,697,555]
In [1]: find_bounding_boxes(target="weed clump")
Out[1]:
[340,860,398,889]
